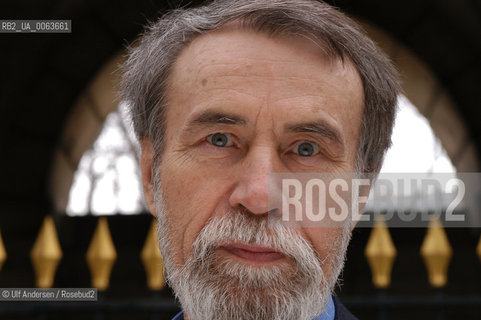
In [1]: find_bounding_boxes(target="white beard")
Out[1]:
[154,182,351,320]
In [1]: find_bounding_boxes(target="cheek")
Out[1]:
[304,228,344,277]
[159,158,232,263]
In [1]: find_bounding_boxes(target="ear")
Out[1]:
[140,138,157,217]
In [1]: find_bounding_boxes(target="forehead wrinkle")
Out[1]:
[189,43,340,77]
[199,87,267,103]
[194,59,336,82]
[212,74,326,82]
[195,58,327,69]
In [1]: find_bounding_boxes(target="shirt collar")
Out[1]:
[171,310,184,320]
[171,295,335,320]
[314,295,336,320]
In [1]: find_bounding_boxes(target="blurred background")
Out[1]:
[0,0,480,319]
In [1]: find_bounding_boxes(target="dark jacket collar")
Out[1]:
[333,296,358,320]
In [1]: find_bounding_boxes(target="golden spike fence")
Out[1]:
[0,214,481,319]
[30,216,63,288]
[0,216,167,292]
[420,219,453,288]
[141,220,166,291]
[86,217,117,291]
[0,229,6,272]
[365,220,397,288]
[0,216,481,291]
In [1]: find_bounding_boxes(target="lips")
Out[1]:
[219,243,285,263]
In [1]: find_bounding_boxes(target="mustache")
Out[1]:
[191,208,320,264]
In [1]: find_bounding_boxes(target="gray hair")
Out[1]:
[121,0,400,173]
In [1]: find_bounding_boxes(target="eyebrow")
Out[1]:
[284,120,344,145]
[185,110,344,146]
[188,110,248,127]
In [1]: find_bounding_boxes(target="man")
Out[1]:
[121,0,399,319]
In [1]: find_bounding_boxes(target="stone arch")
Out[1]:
[49,53,125,213]
[48,21,480,214]
[360,21,479,172]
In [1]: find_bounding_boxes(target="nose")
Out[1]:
[228,145,282,215]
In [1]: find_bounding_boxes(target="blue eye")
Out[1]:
[293,141,320,157]
[207,133,233,147]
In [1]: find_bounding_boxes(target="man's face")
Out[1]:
[142,28,364,319]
